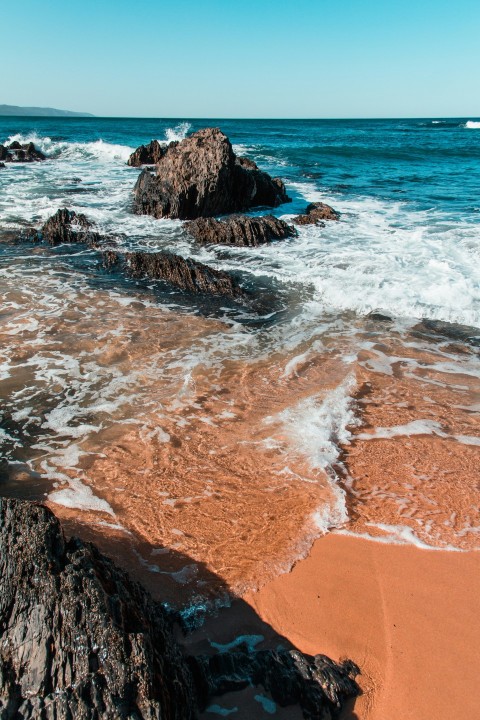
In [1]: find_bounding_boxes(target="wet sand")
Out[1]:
[245,533,480,720]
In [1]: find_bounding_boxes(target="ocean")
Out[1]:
[0,117,479,602]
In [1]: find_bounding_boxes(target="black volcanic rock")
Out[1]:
[127,139,168,167]
[186,214,297,247]
[0,140,46,162]
[0,497,196,719]
[30,208,103,247]
[105,250,247,301]
[293,202,340,225]
[190,647,359,719]
[132,127,290,220]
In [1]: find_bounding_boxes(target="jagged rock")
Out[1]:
[132,127,290,220]
[29,208,103,247]
[0,162,5,169]
[127,140,168,167]
[293,202,340,225]
[0,497,196,719]
[0,140,46,163]
[189,647,359,720]
[186,214,297,247]
[104,250,247,301]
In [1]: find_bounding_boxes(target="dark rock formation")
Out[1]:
[29,208,103,247]
[132,128,290,220]
[0,497,196,719]
[0,140,46,163]
[104,250,247,301]
[127,140,167,167]
[0,162,4,169]
[0,497,360,719]
[412,318,480,347]
[186,214,297,247]
[293,202,340,225]
[190,647,359,719]
[367,311,394,322]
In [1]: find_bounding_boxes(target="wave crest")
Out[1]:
[5,132,134,162]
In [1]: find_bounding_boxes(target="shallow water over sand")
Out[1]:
[1,252,478,602]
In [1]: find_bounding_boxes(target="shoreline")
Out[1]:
[244,532,480,720]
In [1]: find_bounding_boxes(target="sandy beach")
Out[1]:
[246,533,480,720]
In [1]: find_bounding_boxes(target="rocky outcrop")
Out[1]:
[0,140,46,162]
[104,250,247,301]
[132,128,290,220]
[0,497,196,719]
[29,208,103,247]
[127,140,167,167]
[0,497,360,719]
[186,214,297,247]
[190,648,359,720]
[293,202,340,225]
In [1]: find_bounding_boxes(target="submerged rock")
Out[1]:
[132,127,290,220]
[0,140,46,163]
[29,208,103,247]
[104,249,247,301]
[186,214,297,247]
[0,497,196,719]
[293,202,340,225]
[190,647,359,719]
[127,139,167,167]
[412,318,480,347]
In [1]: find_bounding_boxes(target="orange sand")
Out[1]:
[246,533,480,720]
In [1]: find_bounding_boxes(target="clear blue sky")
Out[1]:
[2,0,479,118]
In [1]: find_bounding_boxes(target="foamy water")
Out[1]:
[1,117,479,602]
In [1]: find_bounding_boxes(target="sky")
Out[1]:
[1,0,480,118]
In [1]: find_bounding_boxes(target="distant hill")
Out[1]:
[0,104,94,117]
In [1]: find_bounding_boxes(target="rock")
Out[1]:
[30,208,103,247]
[127,139,167,167]
[367,311,394,322]
[0,497,196,719]
[293,202,340,225]
[132,127,290,220]
[0,140,46,163]
[0,162,5,169]
[105,250,247,301]
[412,318,480,347]
[186,214,297,247]
[189,646,359,720]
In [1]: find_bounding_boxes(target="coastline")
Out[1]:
[245,533,480,720]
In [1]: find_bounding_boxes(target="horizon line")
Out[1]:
[1,114,480,121]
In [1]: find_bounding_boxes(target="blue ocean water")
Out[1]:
[1,116,479,326]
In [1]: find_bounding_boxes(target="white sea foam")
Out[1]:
[164,122,191,143]
[337,524,462,551]
[264,375,358,533]
[465,121,480,129]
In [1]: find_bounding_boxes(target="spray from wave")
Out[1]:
[465,121,480,129]
[164,122,191,143]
